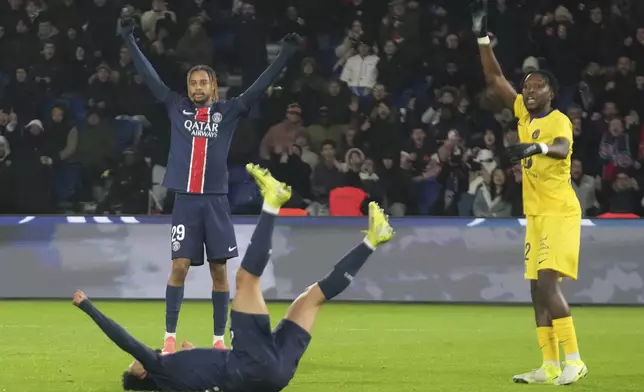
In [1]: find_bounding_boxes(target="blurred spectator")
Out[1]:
[320,78,353,125]
[378,151,413,216]
[268,143,312,207]
[31,41,65,98]
[85,0,119,60]
[334,20,366,72]
[47,105,78,164]
[6,67,37,120]
[87,63,117,116]
[73,111,118,203]
[11,119,55,213]
[360,102,399,161]
[100,148,150,214]
[340,41,379,96]
[598,168,642,215]
[290,57,327,122]
[311,139,344,205]
[599,117,633,181]
[571,158,598,217]
[293,133,318,169]
[305,106,348,153]
[234,2,268,89]
[175,18,214,68]
[472,168,512,218]
[141,0,177,41]
[260,103,303,160]
[376,40,408,95]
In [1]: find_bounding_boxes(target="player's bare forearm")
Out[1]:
[544,137,570,160]
[478,44,517,109]
[478,43,503,80]
[121,33,171,102]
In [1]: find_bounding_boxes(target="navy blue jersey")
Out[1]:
[152,348,232,391]
[122,33,296,194]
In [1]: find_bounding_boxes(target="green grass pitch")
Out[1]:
[2,301,643,391]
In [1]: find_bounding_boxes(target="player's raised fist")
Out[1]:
[469,0,488,38]
[72,290,88,307]
[281,33,305,50]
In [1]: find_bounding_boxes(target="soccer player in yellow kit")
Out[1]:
[470,0,587,385]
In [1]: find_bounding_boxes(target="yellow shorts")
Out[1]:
[524,215,581,280]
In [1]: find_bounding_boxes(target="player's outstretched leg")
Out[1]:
[281,202,393,334]
[538,271,587,385]
[231,163,292,315]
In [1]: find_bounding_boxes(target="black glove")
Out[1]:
[281,33,305,50]
[119,12,135,35]
[506,143,543,163]
[469,0,488,38]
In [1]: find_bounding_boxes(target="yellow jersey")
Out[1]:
[513,95,581,216]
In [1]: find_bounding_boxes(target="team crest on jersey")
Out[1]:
[172,241,181,252]
[523,157,533,169]
[212,112,222,123]
[532,130,540,139]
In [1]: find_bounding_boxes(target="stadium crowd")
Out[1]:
[1,0,644,217]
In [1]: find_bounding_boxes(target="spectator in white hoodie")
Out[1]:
[340,41,379,96]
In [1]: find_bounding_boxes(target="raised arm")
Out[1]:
[471,0,517,109]
[119,17,171,103]
[235,33,302,111]
[76,295,160,369]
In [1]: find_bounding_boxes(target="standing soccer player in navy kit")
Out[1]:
[73,164,394,392]
[118,14,303,353]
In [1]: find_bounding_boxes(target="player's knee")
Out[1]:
[169,259,190,283]
[299,284,325,307]
[210,263,228,288]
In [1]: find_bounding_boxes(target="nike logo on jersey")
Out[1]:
[182,110,195,115]
[228,246,237,252]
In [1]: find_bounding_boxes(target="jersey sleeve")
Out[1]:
[513,94,529,119]
[122,32,174,104]
[233,44,298,113]
[553,114,573,143]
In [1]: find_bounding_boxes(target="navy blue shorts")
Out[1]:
[171,193,238,266]
[225,311,312,391]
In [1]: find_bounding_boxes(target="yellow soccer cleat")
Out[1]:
[512,363,561,385]
[555,360,588,385]
[245,163,292,210]
[365,202,394,247]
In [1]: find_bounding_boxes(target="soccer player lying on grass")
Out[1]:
[73,163,394,392]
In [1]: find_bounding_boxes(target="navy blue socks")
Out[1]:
[240,211,276,277]
[165,284,184,334]
[212,291,229,340]
[318,242,374,300]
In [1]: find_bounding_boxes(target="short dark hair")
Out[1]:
[320,139,336,149]
[522,69,559,97]
[121,349,162,391]
[122,372,160,391]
